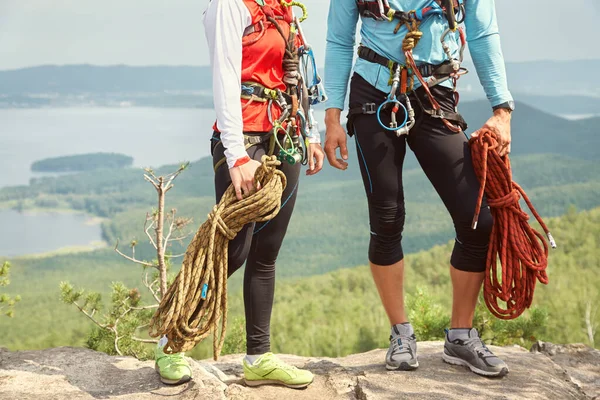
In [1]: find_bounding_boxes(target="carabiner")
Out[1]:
[376,99,408,132]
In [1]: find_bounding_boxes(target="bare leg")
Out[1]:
[450,266,484,328]
[370,259,408,325]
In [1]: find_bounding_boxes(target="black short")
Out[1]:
[348,73,492,272]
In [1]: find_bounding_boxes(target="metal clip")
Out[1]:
[309,78,328,105]
[363,103,377,114]
[429,108,446,119]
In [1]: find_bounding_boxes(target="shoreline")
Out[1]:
[0,204,105,223]
[6,240,109,261]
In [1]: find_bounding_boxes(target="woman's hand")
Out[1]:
[471,109,512,157]
[306,143,325,176]
[324,109,349,170]
[229,159,262,200]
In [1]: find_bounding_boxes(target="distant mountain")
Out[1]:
[1,61,599,113]
[1,60,599,97]
[459,101,600,161]
[0,65,212,94]
[459,59,600,99]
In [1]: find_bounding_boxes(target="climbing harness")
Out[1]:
[469,131,556,320]
[214,0,326,171]
[350,0,468,135]
[149,156,286,357]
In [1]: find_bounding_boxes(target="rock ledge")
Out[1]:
[1,341,598,399]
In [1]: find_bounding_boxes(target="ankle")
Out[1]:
[391,322,414,337]
[245,353,264,365]
[447,328,472,341]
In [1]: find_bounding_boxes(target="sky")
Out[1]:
[0,0,599,70]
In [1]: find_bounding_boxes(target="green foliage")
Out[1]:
[221,317,247,355]
[59,280,153,359]
[407,288,450,341]
[31,153,133,173]
[474,299,548,347]
[0,261,21,317]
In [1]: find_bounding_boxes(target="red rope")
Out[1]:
[470,130,556,320]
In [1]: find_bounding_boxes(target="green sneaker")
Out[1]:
[243,352,314,389]
[155,343,193,385]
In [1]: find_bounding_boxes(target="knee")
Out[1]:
[368,201,406,265]
[451,207,493,272]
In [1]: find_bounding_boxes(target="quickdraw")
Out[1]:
[356,0,468,134]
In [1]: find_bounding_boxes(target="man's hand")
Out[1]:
[471,108,512,157]
[229,159,261,200]
[324,108,349,170]
[306,143,325,176]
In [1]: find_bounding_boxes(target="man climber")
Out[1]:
[324,0,514,377]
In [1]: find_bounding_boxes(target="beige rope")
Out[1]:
[149,155,287,359]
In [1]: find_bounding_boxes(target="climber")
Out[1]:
[324,0,514,377]
[154,0,325,387]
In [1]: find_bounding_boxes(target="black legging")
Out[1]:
[211,132,300,355]
[349,73,492,272]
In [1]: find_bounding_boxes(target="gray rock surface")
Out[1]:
[0,341,597,400]
[531,341,600,400]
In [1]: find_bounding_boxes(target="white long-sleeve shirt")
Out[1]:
[203,0,253,169]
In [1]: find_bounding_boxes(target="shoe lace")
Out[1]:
[269,356,298,372]
[163,352,188,367]
[391,335,413,354]
[464,336,494,357]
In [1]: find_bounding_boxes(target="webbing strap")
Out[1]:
[357,46,454,78]
[346,99,467,132]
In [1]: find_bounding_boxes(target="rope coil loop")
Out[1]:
[149,156,287,358]
[469,130,555,320]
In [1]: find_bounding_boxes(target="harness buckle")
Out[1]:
[363,103,377,114]
[429,108,446,119]
[420,64,434,77]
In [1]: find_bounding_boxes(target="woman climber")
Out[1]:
[324,0,514,377]
[153,0,325,388]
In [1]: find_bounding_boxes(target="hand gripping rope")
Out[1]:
[469,131,557,320]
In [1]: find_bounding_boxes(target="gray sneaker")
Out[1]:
[386,324,419,371]
[443,328,509,377]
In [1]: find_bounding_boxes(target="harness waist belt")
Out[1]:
[357,45,455,77]
[241,82,292,104]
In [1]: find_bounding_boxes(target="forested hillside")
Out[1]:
[3,207,598,356]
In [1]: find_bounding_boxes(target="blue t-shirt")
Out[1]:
[324,0,513,110]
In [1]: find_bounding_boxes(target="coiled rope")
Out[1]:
[470,131,556,320]
[149,156,287,358]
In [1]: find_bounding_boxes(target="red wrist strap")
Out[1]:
[233,156,251,168]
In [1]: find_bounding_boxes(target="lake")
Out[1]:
[0,107,328,189]
[0,107,327,257]
[0,108,217,188]
[0,209,104,257]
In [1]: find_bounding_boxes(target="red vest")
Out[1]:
[215,0,295,134]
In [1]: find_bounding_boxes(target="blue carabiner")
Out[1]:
[376,98,408,132]
[306,48,318,84]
